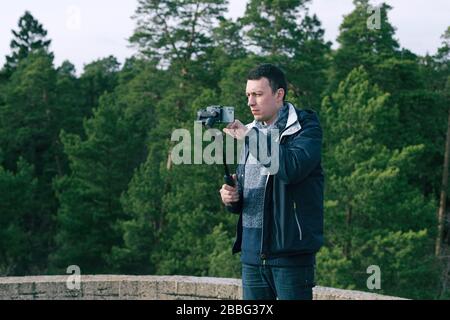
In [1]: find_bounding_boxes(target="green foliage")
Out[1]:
[355,230,440,299]
[329,1,399,91]
[111,151,165,274]
[54,60,86,139]
[0,50,63,273]
[79,56,121,114]
[331,11,448,200]
[0,158,37,275]
[130,0,228,65]
[316,246,355,290]
[152,163,233,276]
[51,88,150,273]
[321,67,439,299]
[207,224,241,278]
[240,0,309,56]
[0,50,57,172]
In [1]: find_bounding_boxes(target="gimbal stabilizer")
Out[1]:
[196,106,236,187]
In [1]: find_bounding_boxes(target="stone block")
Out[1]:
[82,280,120,299]
[176,280,197,296]
[0,283,19,300]
[215,283,240,300]
[137,280,158,300]
[118,280,140,299]
[157,278,177,295]
[196,282,217,299]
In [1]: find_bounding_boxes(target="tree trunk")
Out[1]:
[436,108,450,257]
[438,246,450,299]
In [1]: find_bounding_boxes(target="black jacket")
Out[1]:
[227,102,324,260]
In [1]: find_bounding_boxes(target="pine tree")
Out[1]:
[330,0,400,89]
[240,0,309,56]
[329,1,447,217]
[130,0,228,68]
[3,11,52,76]
[0,50,62,273]
[319,67,439,299]
[0,51,56,171]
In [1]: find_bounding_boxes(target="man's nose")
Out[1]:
[248,95,256,106]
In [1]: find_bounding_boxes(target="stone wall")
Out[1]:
[0,275,405,300]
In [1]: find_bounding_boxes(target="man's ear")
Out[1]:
[277,88,285,101]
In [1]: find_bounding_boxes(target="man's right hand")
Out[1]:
[220,174,240,206]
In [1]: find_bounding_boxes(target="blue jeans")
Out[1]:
[242,263,315,300]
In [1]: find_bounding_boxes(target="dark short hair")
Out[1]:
[247,64,288,100]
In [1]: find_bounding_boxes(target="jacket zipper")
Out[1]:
[260,174,270,262]
[294,202,303,240]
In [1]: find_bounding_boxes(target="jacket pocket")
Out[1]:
[293,202,303,241]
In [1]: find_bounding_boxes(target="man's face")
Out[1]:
[246,77,284,125]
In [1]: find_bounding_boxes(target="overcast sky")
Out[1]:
[0,0,449,74]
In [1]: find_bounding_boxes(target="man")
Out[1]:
[220,64,324,300]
